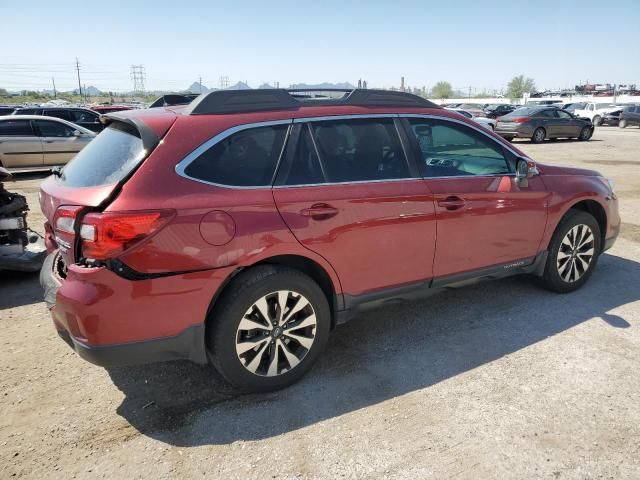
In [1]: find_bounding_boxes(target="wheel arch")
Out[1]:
[548,199,607,253]
[205,254,342,331]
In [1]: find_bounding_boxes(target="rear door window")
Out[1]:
[59,122,145,187]
[183,123,289,186]
[275,124,325,186]
[0,120,34,136]
[35,120,75,137]
[309,118,410,183]
[69,110,99,123]
[44,109,71,121]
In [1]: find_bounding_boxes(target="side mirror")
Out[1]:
[73,130,82,137]
[515,158,537,186]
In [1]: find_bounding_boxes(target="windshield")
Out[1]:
[59,122,145,187]
[502,107,538,117]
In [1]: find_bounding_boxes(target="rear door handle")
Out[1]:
[300,203,339,220]
[437,196,466,211]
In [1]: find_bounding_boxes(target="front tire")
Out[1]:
[619,119,627,128]
[593,115,602,126]
[578,126,593,141]
[540,209,601,293]
[531,127,546,143]
[207,266,331,392]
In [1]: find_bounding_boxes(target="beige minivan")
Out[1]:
[0,115,95,171]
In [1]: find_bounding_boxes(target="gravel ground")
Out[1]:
[1,127,639,479]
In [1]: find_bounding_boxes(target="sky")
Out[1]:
[3,0,640,93]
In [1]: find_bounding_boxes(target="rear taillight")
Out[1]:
[79,210,174,261]
[53,205,83,234]
[512,117,529,123]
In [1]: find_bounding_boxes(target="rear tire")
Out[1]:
[593,115,602,126]
[531,128,546,143]
[619,119,627,128]
[540,209,601,293]
[578,126,593,141]
[207,265,331,392]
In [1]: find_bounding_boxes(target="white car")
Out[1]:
[571,103,621,126]
[446,108,496,130]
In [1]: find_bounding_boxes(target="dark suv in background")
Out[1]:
[39,89,619,392]
[495,107,594,143]
[12,107,102,132]
[483,104,518,118]
[619,105,640,128]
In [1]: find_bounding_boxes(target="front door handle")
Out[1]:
[300,203,339,220]
[437,196,466,211]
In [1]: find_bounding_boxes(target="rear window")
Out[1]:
[503,107,537,117]
[59,123,144,187]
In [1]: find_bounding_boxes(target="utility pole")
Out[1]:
[52,77,57,99]
[75,57,82,99]
[199,75,202,93]
[219,76,229,89]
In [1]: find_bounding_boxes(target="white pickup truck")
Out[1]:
[571,103,620,126]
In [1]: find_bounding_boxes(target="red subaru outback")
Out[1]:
[39,89,620,392]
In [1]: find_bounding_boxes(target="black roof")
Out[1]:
[183,89,439,115]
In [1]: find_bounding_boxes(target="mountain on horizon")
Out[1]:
[225,81,251,90]
[258,83,274,89]
[187,82,209,94]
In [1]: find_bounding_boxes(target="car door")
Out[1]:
[0,119,43,168]
[401,115,549,279]
[33,119,87,165]
[555,109,581,137]
[537,108,561,137]
[273,117,437,297]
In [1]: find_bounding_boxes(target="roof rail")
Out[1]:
[184,88,439,115]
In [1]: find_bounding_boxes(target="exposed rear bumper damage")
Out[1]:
[39,251,235,367]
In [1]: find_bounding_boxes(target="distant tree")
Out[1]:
[431,81,453,99]
[0,88,8,97]
[506,75,536,100]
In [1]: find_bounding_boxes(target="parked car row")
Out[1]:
[0,116,95,171]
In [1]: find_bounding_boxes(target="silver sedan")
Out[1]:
[0,115,95,172]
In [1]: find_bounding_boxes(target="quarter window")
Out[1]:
[407,118,511,177]
[0,120,34,136]
[309,118,409,183]
[184,124,289,186]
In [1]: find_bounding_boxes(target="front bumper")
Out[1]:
[40,251,235,367]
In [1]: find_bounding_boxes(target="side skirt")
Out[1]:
[335,251,548,325]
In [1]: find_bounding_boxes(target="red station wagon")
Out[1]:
[39,89,620,392]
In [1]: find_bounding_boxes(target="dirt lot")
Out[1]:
[1,127,639,479]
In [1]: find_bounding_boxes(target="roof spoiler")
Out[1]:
[149,93,200,108]
[100,113,160,152]
[185,88,439,115]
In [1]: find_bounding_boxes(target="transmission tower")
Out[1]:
[130,65,146,94]
[219,76,229,89]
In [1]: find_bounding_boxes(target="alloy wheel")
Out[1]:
[534,129,545,142]
[556,224,596,283]
[235,290,317,377]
